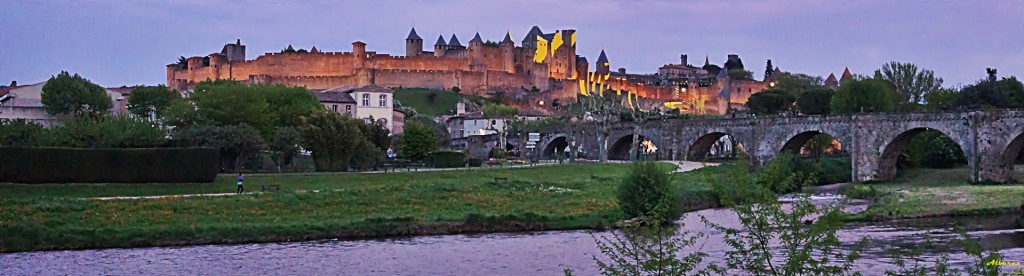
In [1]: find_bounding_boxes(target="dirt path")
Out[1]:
[662,160,719,173]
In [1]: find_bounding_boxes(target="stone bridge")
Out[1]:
[454,110,1024,183]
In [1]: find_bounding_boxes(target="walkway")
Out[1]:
[662,160,719,173]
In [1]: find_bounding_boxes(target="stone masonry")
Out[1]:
[472,110,1024,183]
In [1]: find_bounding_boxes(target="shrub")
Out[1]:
[351,139,385,171]
[427,151,467,168]
[617,161,677,221]
[0,147,218,183]
[468,158,483,167]
[489,149,508,159]
[756,153,818,194]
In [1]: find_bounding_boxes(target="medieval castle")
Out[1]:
[166,26,775,115]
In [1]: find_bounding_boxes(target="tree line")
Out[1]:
[0,73,444,173]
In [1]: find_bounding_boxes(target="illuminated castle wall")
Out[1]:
[167,27,769,115]
[166,26,581,100]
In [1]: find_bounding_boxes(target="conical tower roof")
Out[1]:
[500,32,514,44]
[825,73,839,87]
[310,46,319,53]
[448,34,462,47]
[596,50,609,64]
[522,26,543,43]
[704,55,710,66]
[434,35,447,46]
[406,28,422,40]
[469,32,483,44]
[840,67,853,82]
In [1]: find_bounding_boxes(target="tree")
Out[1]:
[830,78,897,114]
[299,112,362,172]
[261,84,323,128]
[764,59,773,80]
[772,72,825,98]
[728,69,754,81]
[407,114,449,148]
[924,88,959,111]
[174,124,265,172]
[127,85,180,119]
[399,122,437,162]
[625,95,662,161]
[873,62,943,107]
[451,86,461,94]
[358,118,392,151]
[40,71,112,120]
[796,88,834,115]
[579,93,625,162]
[190,80,274,136]
[746,89,795,115]
[269,127,303,173]
[482,103,519,150]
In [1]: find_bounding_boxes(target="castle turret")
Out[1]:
[595,50,610,77]
[221,39,246,62]
[840,67,853,83]
[353,41,367,73]
[500,32,515,73]
[448,34,463,49]
[680,54,688,66]
[824,73,839,89]
[186,56,204,70]
[433,35,447,57]
[208,53,227,79]
[405,27,423,57]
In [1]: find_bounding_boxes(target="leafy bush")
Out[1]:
[352,139,385,171]
[427,151,467,168]
[617,161,678,221]
[746,89,795,115]
[838,185,881,200]
[489,149,508,159]
[0,147,218,183]
[468,158,483,167]
[756,153,818,194]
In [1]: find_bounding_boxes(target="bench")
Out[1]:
[494,177,509,183]
[407,162,423,172]
[261,184,281,192]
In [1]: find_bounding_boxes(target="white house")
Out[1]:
[0,81,128,126]
[312,85,400,134]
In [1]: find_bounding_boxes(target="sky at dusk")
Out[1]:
[2,0,1022,88]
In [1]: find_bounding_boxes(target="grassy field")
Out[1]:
[393,88,491,116]
[0,162,726,252]
[843,167,1024,220]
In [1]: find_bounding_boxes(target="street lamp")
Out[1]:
[769,81,776,87]
[539,100,545,106]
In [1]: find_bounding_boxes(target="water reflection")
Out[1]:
[3,211,1023,275]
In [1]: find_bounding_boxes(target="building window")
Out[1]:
[346,105,352,113]
[362,94,370,106]
[379,94,387,107]
[332,104,338,112]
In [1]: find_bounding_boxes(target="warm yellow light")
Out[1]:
[570,32,576,46]
[550,31,563,56]
[539,100,545,106]
[770,82,776,87]
[533,35,548,63]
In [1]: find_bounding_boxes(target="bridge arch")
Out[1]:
[685,132,747,161]
[998,132,1024,181]
[540,134,570,159]
[609,134,647,161]
[778,130,846,157]
[875,127,969,181]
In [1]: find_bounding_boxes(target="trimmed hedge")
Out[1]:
[426,151,467,168]
[0,147,219,183]
[468,158,483,167]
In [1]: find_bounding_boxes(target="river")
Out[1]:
[4,200,1024,276]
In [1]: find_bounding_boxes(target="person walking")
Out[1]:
[236,173,244,194]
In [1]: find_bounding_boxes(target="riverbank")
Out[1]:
[0,162,722,253]
[842,167,1024,221]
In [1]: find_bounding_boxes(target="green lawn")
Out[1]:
[0,162,724,252]
[844,167,1024,220]
[393,88,491,116]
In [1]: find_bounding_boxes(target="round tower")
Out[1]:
[208,53,227,79]
[186,56,204,70]
[353,41,367,73]
[500,32,515,74]
[405,28,423,57]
